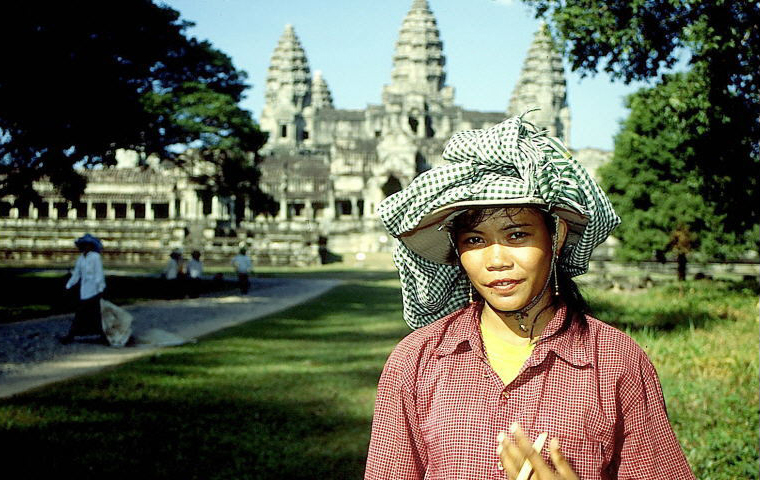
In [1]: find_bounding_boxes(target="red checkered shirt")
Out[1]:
[365,303,695,480]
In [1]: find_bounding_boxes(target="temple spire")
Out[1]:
[311,70,333,109]
[264,24,312,111]
[385,0,447,97]
[506,23,570,143]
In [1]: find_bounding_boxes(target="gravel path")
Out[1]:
[0,277,340,398]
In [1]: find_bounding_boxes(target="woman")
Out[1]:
[61,233,106,344]
[365,114,695,479]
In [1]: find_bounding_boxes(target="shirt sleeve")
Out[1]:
[613,355,695,479]
[365,358,427,480]
[93,253,105,293]
[66,256,82,290]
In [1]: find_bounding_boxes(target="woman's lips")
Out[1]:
[485,279,522,292]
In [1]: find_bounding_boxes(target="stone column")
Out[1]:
[277,196,288,220]
[304,199,313,219]
[67,203,77,220]
[107,200,115,220]
[145,199,154,220]
[9,198,18,219]
[169,198,176,218]
[87,200,95,220]
[350,197,358,219]
[126,201,135,219]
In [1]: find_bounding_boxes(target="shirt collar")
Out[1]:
[435,302,591,368]
[435,302,485,358]
[527,306,592,368]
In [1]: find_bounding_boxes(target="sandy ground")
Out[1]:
[0,277,340,399]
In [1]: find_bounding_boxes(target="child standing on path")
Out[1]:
[231,248,252,294]
[187,250,203,298]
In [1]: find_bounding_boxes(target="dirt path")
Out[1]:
[0,277,340,399]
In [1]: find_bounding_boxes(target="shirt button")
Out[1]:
[503,392,510,400]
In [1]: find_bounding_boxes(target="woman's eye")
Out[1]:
[508,231,529,240]
[462,236,484,246]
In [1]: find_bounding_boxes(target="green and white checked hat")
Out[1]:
[378,112,620,329]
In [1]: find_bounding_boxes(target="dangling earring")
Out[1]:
[469,283,474,303]
[553,257,560,296]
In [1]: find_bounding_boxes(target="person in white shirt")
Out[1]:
[164,249,186,298]
[61,233,106,344]
[231,248,252,294]
[187,250,203,298]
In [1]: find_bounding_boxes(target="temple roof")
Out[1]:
[460,110,508,124]
[316,109,366,121]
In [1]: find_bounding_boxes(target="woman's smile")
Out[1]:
[484,278,523,293]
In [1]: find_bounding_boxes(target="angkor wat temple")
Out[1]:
[0,0,609,266]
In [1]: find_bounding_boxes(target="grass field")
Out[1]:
[0,273,757,479]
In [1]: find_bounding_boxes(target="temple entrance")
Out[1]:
[381,175,402,198]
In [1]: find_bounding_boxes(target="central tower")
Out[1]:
[383,0,452,102]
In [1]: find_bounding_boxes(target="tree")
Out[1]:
[523,0,759,234]
[0,1,272,217]
[598,71,757,278]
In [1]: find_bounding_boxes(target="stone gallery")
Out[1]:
[0,0,608,266]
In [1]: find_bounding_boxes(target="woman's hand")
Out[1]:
[498,423,579,480]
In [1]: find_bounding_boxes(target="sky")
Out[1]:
[161,0,653,151]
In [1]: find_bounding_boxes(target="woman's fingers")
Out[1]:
[512,425,555,480]
[511,423,554,480]
[549,437,580,480]
[498,431,524,479]
[500,425,581,480]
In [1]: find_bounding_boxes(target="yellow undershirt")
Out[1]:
[480,321,536,386]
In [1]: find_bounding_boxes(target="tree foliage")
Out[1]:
[524,0,759,234]
[0,1,272,216]
[599,71,757,266]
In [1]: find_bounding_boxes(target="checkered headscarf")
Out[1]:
[378,112,620,329]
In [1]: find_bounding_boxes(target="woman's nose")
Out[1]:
[484,244,513,270]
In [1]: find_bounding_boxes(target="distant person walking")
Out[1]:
[231,248,252,294]
[187,250,203,298]
[61,233,106,344]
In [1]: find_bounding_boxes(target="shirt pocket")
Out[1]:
[552,434,606,480]
[527,409,614,479]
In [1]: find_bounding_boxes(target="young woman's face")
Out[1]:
[456,208,555,313]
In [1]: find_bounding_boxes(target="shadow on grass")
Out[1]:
[0,281,408,479]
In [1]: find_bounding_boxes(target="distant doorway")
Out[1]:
[381,175,402,198]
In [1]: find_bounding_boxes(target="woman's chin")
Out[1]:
[482,295,530,314]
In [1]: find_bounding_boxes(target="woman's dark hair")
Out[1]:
[449,207,590,336]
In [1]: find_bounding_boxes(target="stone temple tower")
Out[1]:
[310,70,333,110]
[507,23,570,144]
[383,0,453,101]
[260,24,313,149]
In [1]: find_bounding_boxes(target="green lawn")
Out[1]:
[0,275,757,479]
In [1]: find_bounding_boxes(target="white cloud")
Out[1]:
[491,0,516,6]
